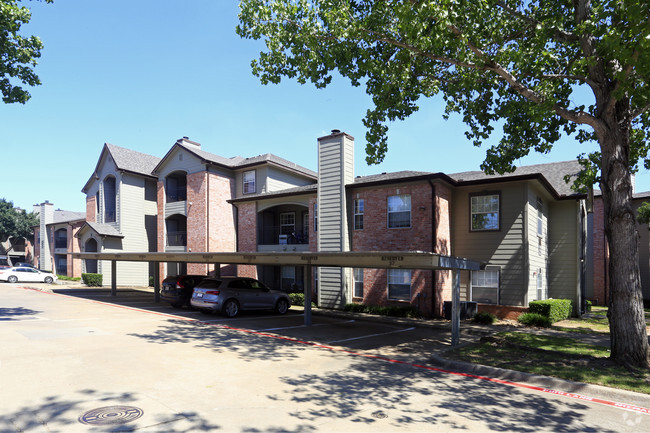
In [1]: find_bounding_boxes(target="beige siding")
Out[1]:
[452,183,527,306]
[317,134,354,308]
[526,183,551,303]
[548,200,580,304]
[157,147,205,178]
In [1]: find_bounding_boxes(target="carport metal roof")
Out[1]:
[71,251,479,345]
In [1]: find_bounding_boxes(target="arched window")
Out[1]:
[103,176,116,223]
[84,238,98,274]
[55,228,67,249]
[165,214,187,246]
[166,171,187,203]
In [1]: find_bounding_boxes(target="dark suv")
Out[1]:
[161,275,208,308]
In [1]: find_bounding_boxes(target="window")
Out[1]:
[54,228,67,249]
[313,203,318,232]
[470,194,499,231]
[281,266,296,291]
[536,269,544,300]
[166,172,187,203]
[388,195,411,228]
[471,269,499,304]
[354,199,364,230]
[280,212,295,235]
[388,269,411,301]
[243,170,256,194]
[103,176,116,223]
[353,268,364,298]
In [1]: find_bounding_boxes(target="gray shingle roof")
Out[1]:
[53,210,86,224]
[448,160,583,197]
[353,171,433,185]
[82,221,124,238]
[105,143,162,177]
[176,142,317,179]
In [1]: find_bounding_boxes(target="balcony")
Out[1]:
[167,231,187,247]
[257,225,310,252]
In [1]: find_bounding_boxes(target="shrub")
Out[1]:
[585,299,592,312]
[288,293,316,307]
[473,311,497,325]
[528,299,573,323]
[82,273,103,287]
[343,303,419,318]
[518,312,552,327]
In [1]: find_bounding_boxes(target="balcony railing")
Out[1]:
[166,188,187,202]
[258,226,309,245]
[167,231,187,247]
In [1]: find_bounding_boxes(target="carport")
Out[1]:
[71,251,479,345]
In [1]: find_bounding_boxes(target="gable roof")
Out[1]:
[448,160,583,198]
[153,139,317,179]
[82,143,161,193]
[75,221,124,239]
[52,210,86,224]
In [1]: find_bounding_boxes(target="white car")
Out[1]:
[0,267,57,284]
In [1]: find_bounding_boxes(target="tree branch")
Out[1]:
[495,1,579,44]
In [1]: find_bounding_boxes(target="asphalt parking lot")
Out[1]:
[2,283,650,432]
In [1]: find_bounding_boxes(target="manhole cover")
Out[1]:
[78,406,144,425]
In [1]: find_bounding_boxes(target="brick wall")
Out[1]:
[237,201,258,278]
[86,196,96,223]
[187,171,208,275]
[434,182,452,316]
[67,222,84,278]
[350,182,438,316]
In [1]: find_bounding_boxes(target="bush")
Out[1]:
[585,299,592,312]
[472,311,497,325]
[343,303,419,318]
[288,293,316,307]
[518,312,552,327]
[528,299,573,323]
[82,273,103,287]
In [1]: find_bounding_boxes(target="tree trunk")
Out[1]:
[599,111,650,369]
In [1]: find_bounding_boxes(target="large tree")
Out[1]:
[0,0,52,103]
[237,0,650,368]
[0,198,39,263]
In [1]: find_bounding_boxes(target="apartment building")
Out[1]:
[71,130,649,317]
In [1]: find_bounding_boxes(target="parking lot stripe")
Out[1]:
[25,286,650,416]
[328,326,416,343]
[261,319,355,331]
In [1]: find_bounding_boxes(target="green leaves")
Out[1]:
[237,0,649,187]
[0,0,52,104]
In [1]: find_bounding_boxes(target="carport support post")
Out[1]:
[111,260,117,297]
[153,262,160,303]
[304,265,312,326]
[451,269,460,346]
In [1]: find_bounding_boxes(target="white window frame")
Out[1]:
[387,195,411,229]
[313,203,318,232]
[243,170,256,194]
[470,268,500,304]
[470,194,499,231]
[353,268,364,298]
[387,269,411,301]
[280,212,295,235]
[354,199,364,230]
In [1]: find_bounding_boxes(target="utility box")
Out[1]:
[443,301,478,320]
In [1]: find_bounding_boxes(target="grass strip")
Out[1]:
[444,331,650,394]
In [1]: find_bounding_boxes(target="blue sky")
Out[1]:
[2,1,646,213]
